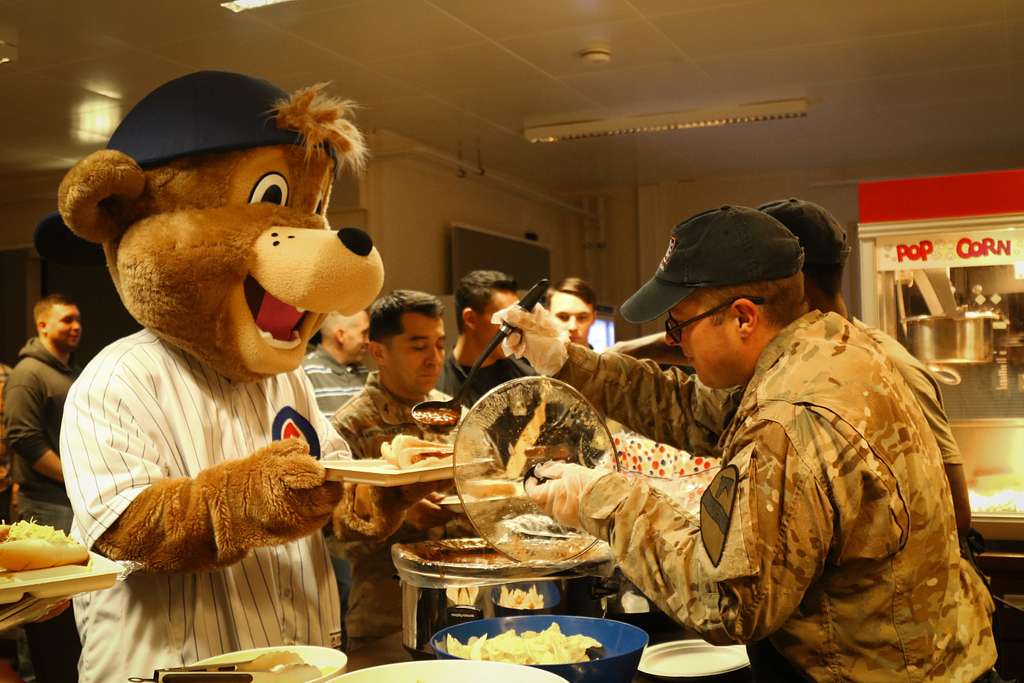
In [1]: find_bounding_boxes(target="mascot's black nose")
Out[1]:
[337,227,373,257]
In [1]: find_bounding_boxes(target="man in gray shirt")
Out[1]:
[302,310,370,420]
[3,292,83,682]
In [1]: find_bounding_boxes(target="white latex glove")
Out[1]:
[524,461,605,529]
[491,303,569,376]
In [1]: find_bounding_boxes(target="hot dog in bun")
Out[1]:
[0,521,90,571]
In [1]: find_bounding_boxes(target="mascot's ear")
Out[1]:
[58,149,146,244]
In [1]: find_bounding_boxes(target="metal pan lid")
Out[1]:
[451,376,618,564]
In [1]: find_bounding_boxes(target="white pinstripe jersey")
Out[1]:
[59,330,348,683]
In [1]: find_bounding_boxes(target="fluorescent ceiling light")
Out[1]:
[525,99,808,143]
[221,0,298,12]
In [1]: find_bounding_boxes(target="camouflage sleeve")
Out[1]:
[555,343,739,456]
[330,406,372,461]
[579,411,833,644]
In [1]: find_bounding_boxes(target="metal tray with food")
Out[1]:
[0,551,122,605]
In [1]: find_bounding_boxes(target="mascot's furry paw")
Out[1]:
[237,439,344,533]
[96,438,342,573]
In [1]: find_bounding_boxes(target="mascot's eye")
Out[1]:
[249,173,289,206]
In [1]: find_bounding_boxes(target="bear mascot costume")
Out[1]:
[33,70,427,682]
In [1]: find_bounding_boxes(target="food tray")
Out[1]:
[0,552,122,604]
[322,459,455,487]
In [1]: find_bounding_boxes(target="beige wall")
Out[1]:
[353,132,588,297]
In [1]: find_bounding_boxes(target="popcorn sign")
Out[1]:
[877,228,1023,270]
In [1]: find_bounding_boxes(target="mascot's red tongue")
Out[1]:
[254,291,304,341]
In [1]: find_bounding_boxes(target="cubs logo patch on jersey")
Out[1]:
[700,464,739,567]
[272,406,321,458]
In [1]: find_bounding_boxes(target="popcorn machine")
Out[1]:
[858,178,1024,542]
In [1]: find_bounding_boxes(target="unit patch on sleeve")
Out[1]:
[700,464,739,567]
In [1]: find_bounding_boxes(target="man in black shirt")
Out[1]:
[439,270,535,407]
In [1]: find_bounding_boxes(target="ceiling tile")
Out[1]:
[368,42,548,91]
[0,70,118,139]
[1011,23,1024,61]
[697,23,1011,91]
[33,0,263,49]
[269,0,483,62]
[274,61,415,107]
[1,0,130,69]
[559,60,724,112]
[436,80,599,132]
[651,0,826,59]
[32,51,192,105]
[840,23,1010,77]
[804,0,1009,42]
[428,0,639,39]
[811,63,1016,116]
[500,19,684,77]
[629,0,751,16]
[149,23,338,82]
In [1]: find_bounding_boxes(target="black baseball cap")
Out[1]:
[620,205,804,323]
[758,198,849,266]
[35,71,335,265]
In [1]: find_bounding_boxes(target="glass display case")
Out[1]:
[859,214,1024,541]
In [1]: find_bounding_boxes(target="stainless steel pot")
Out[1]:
[905,312,995,364]
[393,539,616,657]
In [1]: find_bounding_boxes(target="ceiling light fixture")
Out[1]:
[524,99,808,143]
[579,45,612,65]
[220,0,298,13]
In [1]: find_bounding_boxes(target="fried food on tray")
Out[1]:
[381,434,454,469]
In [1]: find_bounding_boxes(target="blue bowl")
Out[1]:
[431,614,648,683]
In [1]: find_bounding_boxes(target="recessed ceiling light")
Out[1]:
[220,0,299,12]
[524,99,809,143]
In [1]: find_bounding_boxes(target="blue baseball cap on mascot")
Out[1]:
[35,70,331,265]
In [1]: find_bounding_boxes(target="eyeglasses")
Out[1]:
[664,296,766,344]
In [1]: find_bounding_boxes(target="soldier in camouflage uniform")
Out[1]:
[330,290,464,644]
[760,198,973,539]
[500,206,998,682]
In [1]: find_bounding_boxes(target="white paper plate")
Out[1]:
[0,552,122,605]
[639,639,749,679]
[322,459,454,487]
[194,645,347,682]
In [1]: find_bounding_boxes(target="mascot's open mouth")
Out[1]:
[243,275,308,349]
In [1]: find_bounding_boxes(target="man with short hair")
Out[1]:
[302,310,370,419]
[439,270,535,407]
[500,206,997,681]
[3,293,83,682]
[547,277,597,346]
[330,290,460,645]
[759,197,973,538]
